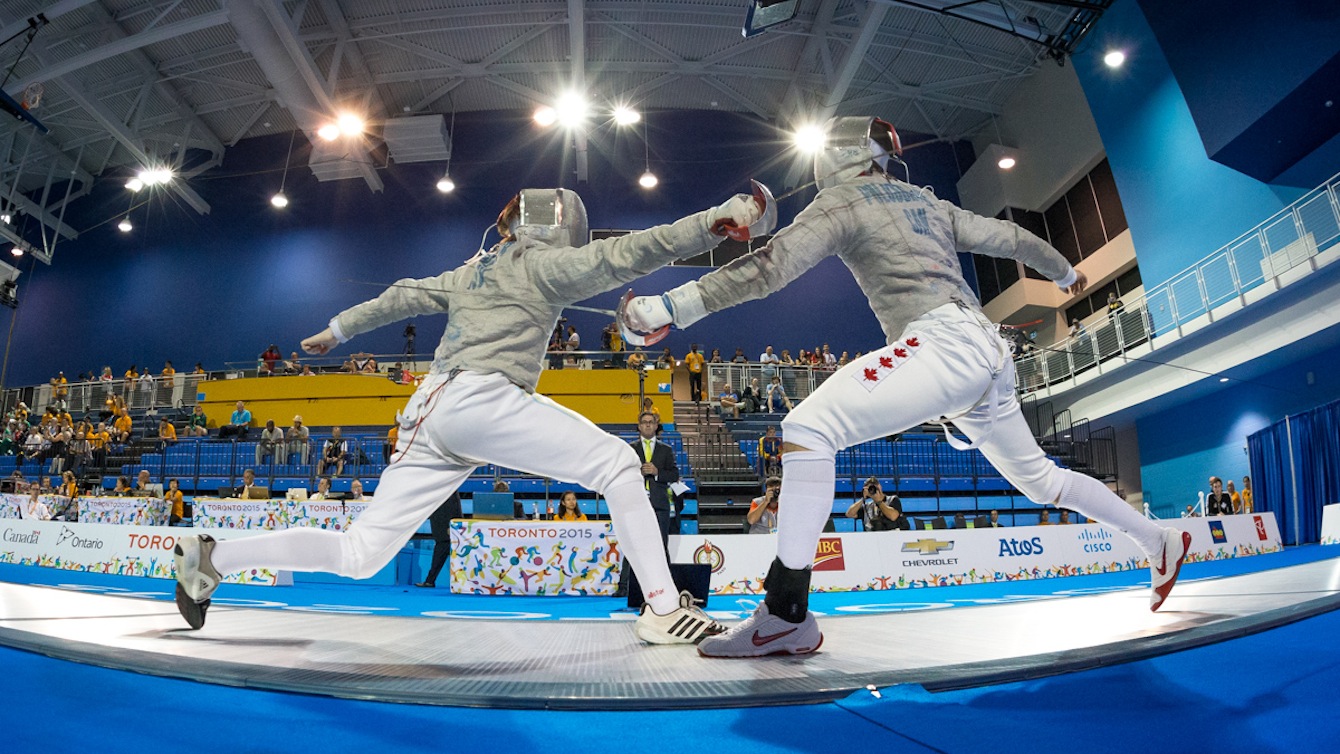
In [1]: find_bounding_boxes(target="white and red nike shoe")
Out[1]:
[696,601,823,658]
[1150,528,1193,612]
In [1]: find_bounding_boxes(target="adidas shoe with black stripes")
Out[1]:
[634,590,726,645]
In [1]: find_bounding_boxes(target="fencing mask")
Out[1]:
[813,116,903,191]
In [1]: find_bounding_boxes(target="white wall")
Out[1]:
[959,62,1106,215]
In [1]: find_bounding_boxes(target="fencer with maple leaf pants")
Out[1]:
[632,172,1187,639]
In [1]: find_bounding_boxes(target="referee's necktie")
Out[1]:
[643,439,654,490]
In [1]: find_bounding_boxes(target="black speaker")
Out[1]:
[626,562,712,609]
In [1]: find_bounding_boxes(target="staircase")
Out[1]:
[674,400,763,534]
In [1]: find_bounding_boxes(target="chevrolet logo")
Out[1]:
[902,538,954,555]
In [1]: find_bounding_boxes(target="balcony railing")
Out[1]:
[1016,171,1340,395]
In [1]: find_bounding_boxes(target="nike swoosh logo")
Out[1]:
[1154,548,1168,577]
[752,627,798,646]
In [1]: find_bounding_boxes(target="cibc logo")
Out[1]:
[2,527,40,545]
[55,526,104,550]
[813,537,846,571]
[692,540,726,573]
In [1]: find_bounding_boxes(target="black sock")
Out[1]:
[762,558,812,624]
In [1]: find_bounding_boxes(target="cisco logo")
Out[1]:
[1077,527,1114,553]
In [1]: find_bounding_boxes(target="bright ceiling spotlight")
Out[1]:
[270,192,289,209]
[1219,377,1230,383]
[613,106,641,125]
[792,124,826,154]
[997,156,1017,170]
[9,245,22,257]
[533,105,557,127]
[555,92,588,129]
[436,175,455,193]
[117,217,132,232]
[138,168,172,186]
[1103,50,1126,69]
[125,177,144,192]
[336,112,364,136]
[639,171,659,189]
[317,123,340,141]
[0,213,10,224]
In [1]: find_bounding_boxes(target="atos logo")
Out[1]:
[1076,527,1113,553]
[1208,520,1227,544]
[901,538,954,556]
[813,537,846,571]
[998,537,1044,556]
[692,540,726,573]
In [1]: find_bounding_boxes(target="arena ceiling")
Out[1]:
[0,0,1110,260]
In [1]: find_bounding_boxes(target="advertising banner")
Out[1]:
[668,513,1283,595]
[193,499,372,530]
[79,497,171,527]
[1321,504,1340,546]
[0,519,288,585]
[449,520,621,596]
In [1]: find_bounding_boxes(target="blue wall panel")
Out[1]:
[1073,0,1306,292]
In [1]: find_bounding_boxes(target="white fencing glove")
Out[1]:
[708,193,764,240]
[622,295,673,333]
[624,281,710,333]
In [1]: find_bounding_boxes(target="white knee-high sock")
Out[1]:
[776,450,837,570]
[1057,470,1164,556]
[604,478,678,615]
[210,528,346,576]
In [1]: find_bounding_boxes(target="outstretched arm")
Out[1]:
[942,201,1085,293]
[624,191,850,332]
[528,195,766,305]
[305,271,454,353]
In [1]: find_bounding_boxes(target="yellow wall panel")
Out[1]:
[197,371,676,428]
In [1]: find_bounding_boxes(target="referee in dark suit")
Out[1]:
[615,410,679,597]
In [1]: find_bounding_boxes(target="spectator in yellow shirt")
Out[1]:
[554,491,588,521]
[384,424,399,463]
[684,344,705,403]
[113,409,132,443]
[166,478,186,525]
[161,361,176,378]
[158,418,177,448]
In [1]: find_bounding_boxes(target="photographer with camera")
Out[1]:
[747,476,783,534]
[846,476,909,532]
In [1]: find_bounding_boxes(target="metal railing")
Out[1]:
[1015,171,1340,395]
[703,362,840,407]
[1,374,209,418]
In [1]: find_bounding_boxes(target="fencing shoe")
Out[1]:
[174,534,221,629]
[1149,528,1193,612]
[634,590,726,645]
[697,601,822,658]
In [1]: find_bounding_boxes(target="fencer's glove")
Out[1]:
[625,282,709,332]
[707,193,764,239]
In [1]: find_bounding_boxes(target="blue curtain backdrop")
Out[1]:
[1247,396,1340,545]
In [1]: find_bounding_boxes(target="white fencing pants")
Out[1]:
[210,371,680,613]
[775,303,1164,570]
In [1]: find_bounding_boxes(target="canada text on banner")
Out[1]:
[449,520,621,596]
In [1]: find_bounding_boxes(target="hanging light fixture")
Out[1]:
[638,117,658,189]
[437,106,456,193]
[117,216,132,232]
[271,131,296,209]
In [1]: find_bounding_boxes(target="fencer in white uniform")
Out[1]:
[625,116,1192,657]
[173,188,767,645]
